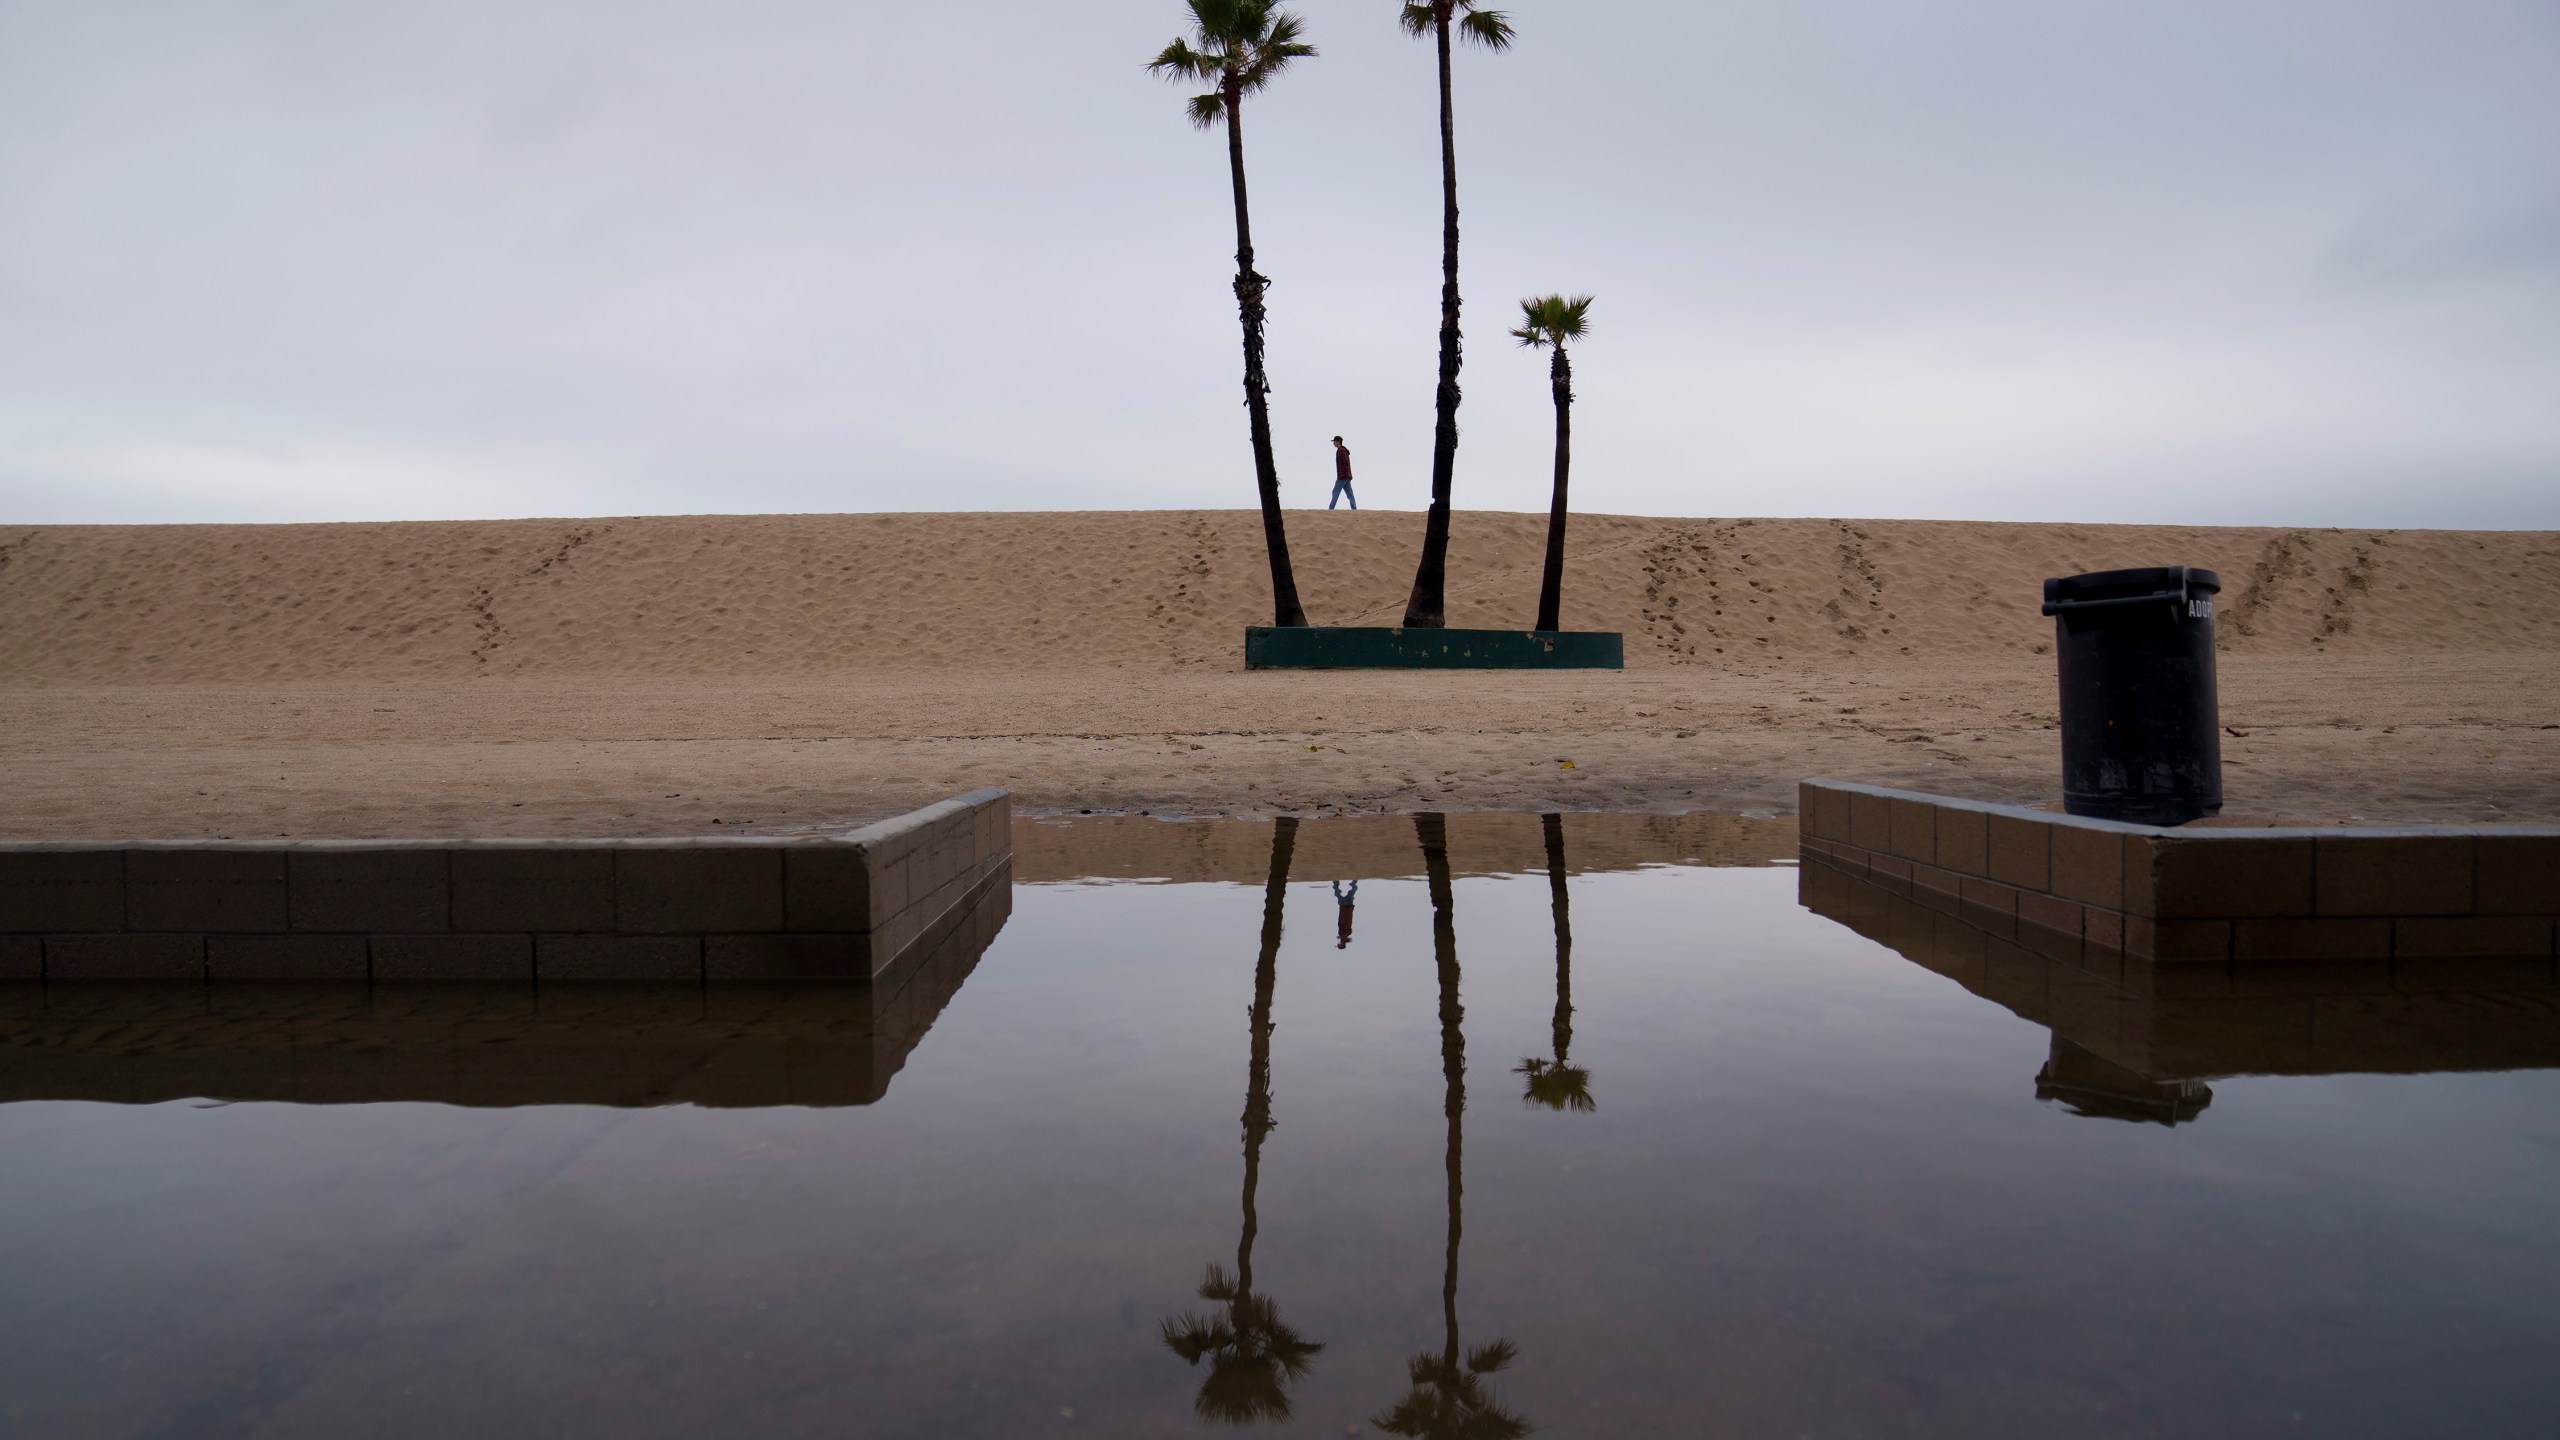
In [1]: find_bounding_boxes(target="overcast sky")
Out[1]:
[2,0,2554,527]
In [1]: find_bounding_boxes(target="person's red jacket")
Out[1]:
[1334,445,1353,481]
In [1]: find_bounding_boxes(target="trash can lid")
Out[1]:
[2042,565,2221,606]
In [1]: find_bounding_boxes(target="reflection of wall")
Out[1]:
[2035,1039,2212,1126]
[1801,857,2560,1085]
[0,790,1010,983]
[1801,778,2560,965]
[1012,810,1793,885]
[0,863,1009,1108]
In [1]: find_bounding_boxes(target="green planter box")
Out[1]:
[1245,626,1624,670]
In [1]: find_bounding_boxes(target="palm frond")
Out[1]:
[1186,90,1229,129]
[1398,3,1434,38]
[1456,4,1515,51]
[1245,7,1317,88]
[1196,1262,1243,1301]
[1274,1337,1323,1381]
[1194,1361,1298,1424]
[1516,1055,1596,1110]
[1190,1319,1324,1423]
[1189,0,1247,38]
[1239,42,1315,94]
[1165,1269,1328,1425]
[1371,1347,1533,1439]
[1161,1311,1234,1362]
[1511,293,1593,348]
[1148,37,1219,80]
[1162,0,1313,109]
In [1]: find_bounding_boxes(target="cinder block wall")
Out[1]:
[0,789,1010,984]
[0,869,1014,1107]
[1799,778,2560,966]
[1799,856,2560,1078]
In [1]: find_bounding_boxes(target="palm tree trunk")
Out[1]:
[1533,347,1572,632]
[1238,815,1297,1293]
[1415,813,1464,1369]
[1400,14,1465,629]
[1225,88,1309,628]
[1541,812,1572,1066]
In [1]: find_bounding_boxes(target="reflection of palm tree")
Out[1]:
[1373,815,1530,1440]
[1516,813,1593,1113]
[1163,817,1324,1423]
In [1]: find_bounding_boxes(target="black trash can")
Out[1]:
[2041,565,2222,825]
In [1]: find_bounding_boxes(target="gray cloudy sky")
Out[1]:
[2,0,2555,526]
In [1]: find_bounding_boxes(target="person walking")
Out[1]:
[1328,436,1357,510]
[1332,879,1358,948]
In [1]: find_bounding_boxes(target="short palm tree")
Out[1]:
[1161,818,1325,1423]
[1150,1,1315,628]
[1396,1,1514,630]
[1516,812,1593,1111]
[1512,295,1591,635]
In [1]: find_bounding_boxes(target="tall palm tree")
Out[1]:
[1151,2,1315,628]
[1515,812,1593,1112]
[1396,1,1514,630]
[1512,295,1592,635]
[1162,817,1325,1423]
[1373,814,1532,1439]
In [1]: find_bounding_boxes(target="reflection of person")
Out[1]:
[1328,437,1358,510]
[1332,879,1358,948]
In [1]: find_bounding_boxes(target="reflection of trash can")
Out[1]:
[2041,565,2222,825]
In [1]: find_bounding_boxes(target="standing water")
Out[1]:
[2,813,2556,1437]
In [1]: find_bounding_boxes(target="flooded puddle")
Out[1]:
[2,813,2556,1437]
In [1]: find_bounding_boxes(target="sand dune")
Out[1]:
[4,511,2551,684]
[1,511,2553,838]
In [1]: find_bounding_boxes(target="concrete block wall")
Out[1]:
[1800,778,2560,967]
[1799,856,2560,1082]
[0,866,1010,1107]
[0,788,1010,984]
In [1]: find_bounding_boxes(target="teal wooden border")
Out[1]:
[1245,626,1624,670]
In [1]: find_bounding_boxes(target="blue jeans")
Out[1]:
[1328,479,1357,509]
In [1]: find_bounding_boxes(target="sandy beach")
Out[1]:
[2,510,2554,839]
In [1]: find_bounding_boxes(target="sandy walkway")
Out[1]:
[1,512,2553,838]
